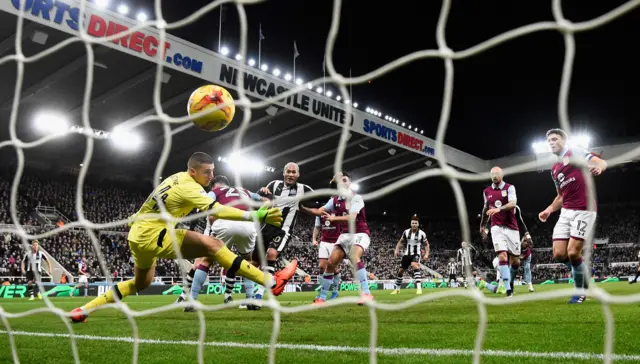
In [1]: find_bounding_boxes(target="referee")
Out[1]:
[21,240,50,300]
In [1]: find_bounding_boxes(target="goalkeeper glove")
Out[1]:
[252,205,283,227]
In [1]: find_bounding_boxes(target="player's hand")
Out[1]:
[480,227,488,242]
[259,187,272,196]
[394,249,399,258]
[538,209,551,222]
[253,206,283,227]
[313,240,319,246]
[486,208,501,216]
[322,212,335,222]
[21,269,25,275]
[589,165,602,176]
[423,254,429,261]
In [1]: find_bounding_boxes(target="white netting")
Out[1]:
[2,0,640,363]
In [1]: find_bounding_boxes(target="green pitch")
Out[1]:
[1,282,639,364]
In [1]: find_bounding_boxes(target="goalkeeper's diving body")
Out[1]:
[71,152,297,323]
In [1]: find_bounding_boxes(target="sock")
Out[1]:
[356,261,371,295]
[395,274,403,290]
[332,273,341,293]
[256,284,265,298]
[33,284,39,296]
[266,260,277,276]
[83,287,87,297]
[498,261,511,294]
[485,283,498,293]
[214,246,268,288]
[82,279,136,312]
[510,264,519,292]
[224,269,236,296]
[413,270,422,289]
[190,264,209,300]
[634,271,640,282]
[28,284,33,297]
[318,273,333,300]
[181,268,195,298]
[561,258,572,271]
[571,258,586,291]
[244,279,255,299]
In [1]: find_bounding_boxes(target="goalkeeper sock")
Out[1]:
[571,258,586,290]
[498,261,511,294]
[181,268,195,298]
[244,279,255,299]
[82,279,136,312]
[356,261,371,295]
[214,246,270,288]
[318,273,333,300]
[190,264,209,300]
[332,273,341,293]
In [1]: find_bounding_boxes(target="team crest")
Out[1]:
[324,220,331,226]
[495,200,502,208]
[501,190,507,197]
[557,173,565,183]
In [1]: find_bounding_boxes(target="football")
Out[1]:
[187,84,235,131]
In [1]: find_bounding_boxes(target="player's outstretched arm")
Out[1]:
[211,202,283,227]
[588,155,608,176]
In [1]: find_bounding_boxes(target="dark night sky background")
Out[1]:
[121,0,640,160]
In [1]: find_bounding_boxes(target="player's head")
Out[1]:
[410,214,419,230]
[81,257,87,263]
[31,240,39,251]
[461,241,468,249]
[212,175,230,188]
[283,162,300,185]
[187,152,214,187]
[332,171,352,190]
[490,166,503,185]
[546,128,568,155]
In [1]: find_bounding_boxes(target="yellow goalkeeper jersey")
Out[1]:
[128,172,214,243]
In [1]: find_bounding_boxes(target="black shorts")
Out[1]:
[25,270,35,282]
[449,273,456,281]
[260,224,289,252]
[401,254,420,270]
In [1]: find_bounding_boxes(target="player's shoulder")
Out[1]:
[299,183,314,192]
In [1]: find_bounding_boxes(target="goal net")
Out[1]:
[2,1,640,364]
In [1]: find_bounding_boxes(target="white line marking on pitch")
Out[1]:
[1,330,638,361]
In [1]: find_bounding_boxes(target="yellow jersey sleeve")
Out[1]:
[177,178,216,212]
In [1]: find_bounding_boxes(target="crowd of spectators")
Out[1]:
[0,169,638,283]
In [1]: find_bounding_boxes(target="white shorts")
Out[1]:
[491,225,521,256]
[78,275,88,284]
[318,241,337,259]
[208,219,257,255]
[552,208,597,241]
[335,233,371,256]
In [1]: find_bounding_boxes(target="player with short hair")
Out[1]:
[312,209,343,300]
[71,152,297,322]
[71,257,89,297]
[479,166,521,297]
[176,175,267,309]
[391,215,429,295]
[538,128,607,304]
[21,240,50,300]
[309,172,373,305]
[255,162,315,300]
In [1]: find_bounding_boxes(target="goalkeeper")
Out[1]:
[71,152,297,323]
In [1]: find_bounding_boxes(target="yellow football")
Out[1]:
[187,84,235,132]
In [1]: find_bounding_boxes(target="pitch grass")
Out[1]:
[1,282,639,364]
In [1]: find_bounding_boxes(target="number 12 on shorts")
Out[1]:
[576,220,587,236]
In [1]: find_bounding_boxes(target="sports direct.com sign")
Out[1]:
[6,0,203,74]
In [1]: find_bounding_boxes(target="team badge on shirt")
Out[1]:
[501,190,507,197]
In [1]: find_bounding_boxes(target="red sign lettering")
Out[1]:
[86,14,170,58]
[398,132,424,152]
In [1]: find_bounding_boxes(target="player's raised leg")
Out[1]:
[314,245,346,303]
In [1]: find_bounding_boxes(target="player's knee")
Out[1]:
[567,248,581,262]
[553,251,568,261]
[498,251,508,261]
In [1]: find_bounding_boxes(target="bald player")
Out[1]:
[480,167,520,297]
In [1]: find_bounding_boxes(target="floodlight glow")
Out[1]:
[248,58,256,66]
[336,95,341,101]
[260,64,268,71]
[316,87,323,93]
[284,73,292,81]
[326,91,333,97]
[295,78,303,85]
[235,54,242,61]
[415,127,418,132]
[220,46,229,56]
[95,0,109,8]
[136,12,147,21]
[408,125,412,129]
[402,122,405,127]
[110,127,142,150]
[34,112,69,134]
[420,130,424,134]
[350,183,360,192]
[570,134,591,149]
[117,4,128,14]
[532,141,551,154]
[272,68,281,76]
[366,107,371,113]
[352,102,358,108]
[223,154,266,174]
[307,83,313,89]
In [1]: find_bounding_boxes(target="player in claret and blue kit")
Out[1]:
[308,172,374,305]
[312,210,344,300]
[538,129,607,304]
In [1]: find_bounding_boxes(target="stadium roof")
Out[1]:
[1,1,640,212]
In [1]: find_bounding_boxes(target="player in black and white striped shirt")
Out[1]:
[21,240,50,300]
[255,162,315,299]
[447,259,458,287]
[392,215,429,295]
[456,242,477,288]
